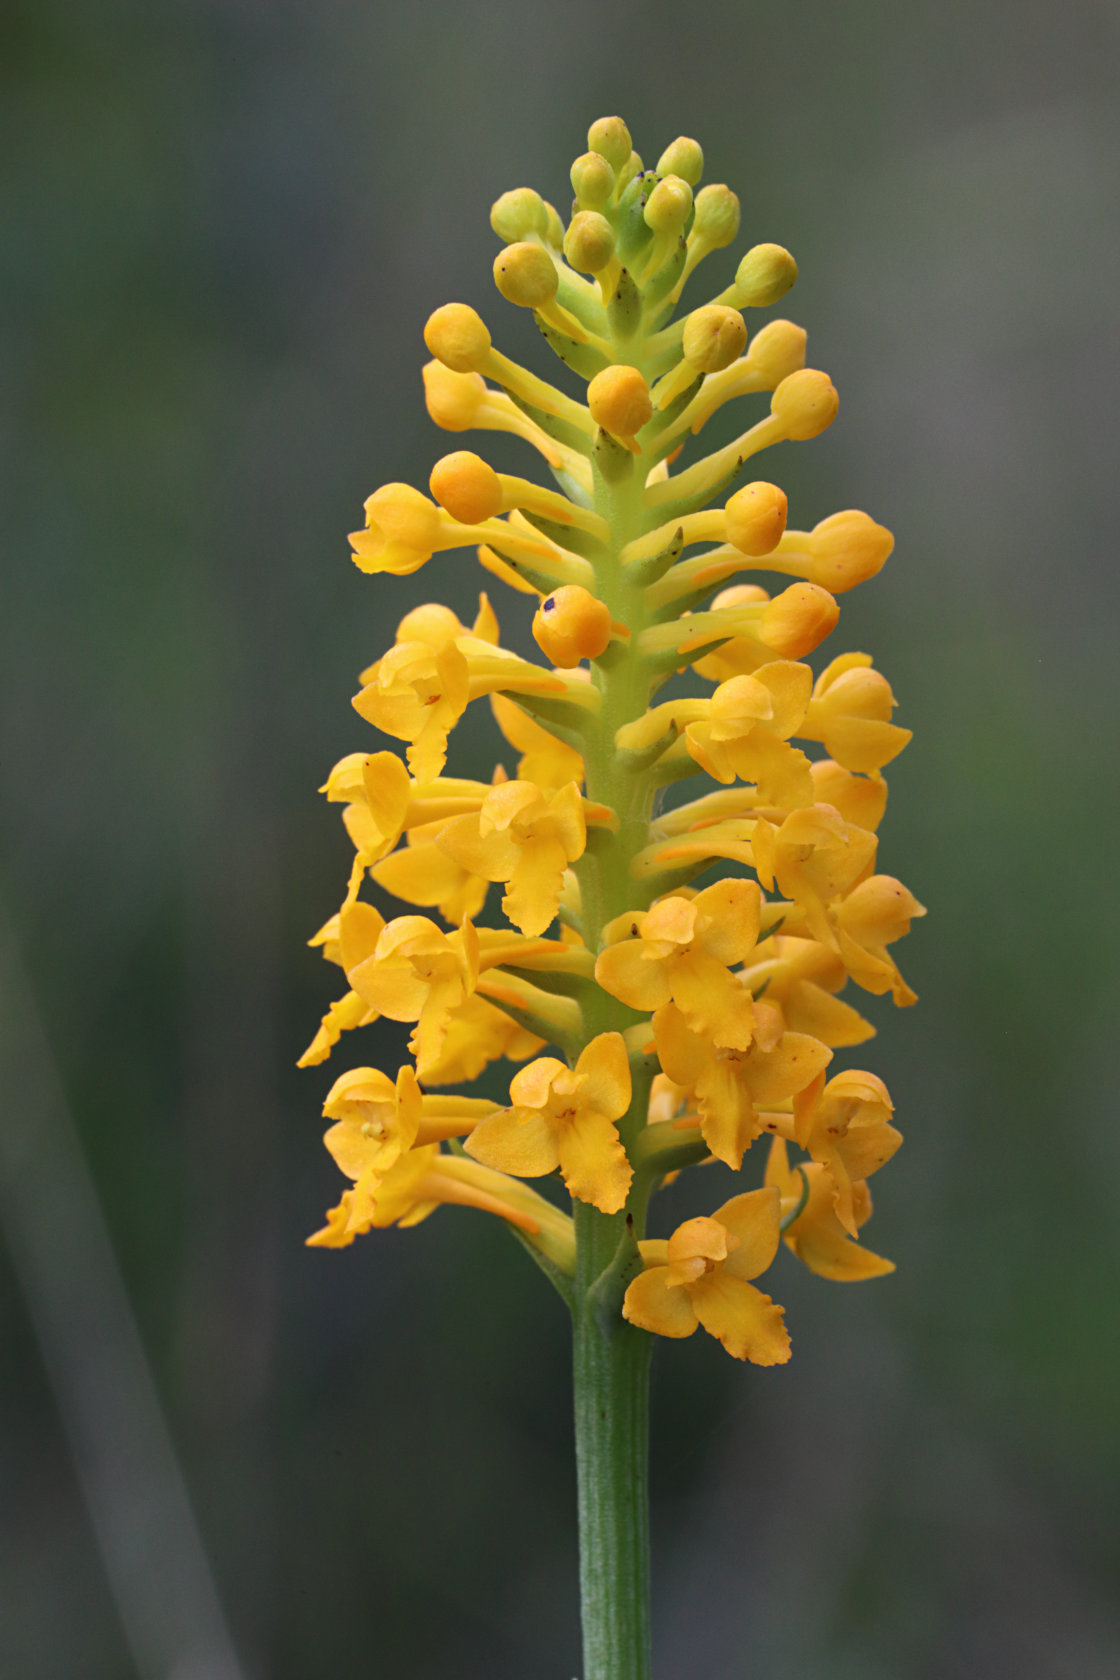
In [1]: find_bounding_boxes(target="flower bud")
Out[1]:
[429,451,503,524]
[656,136,703,187]
[759,582,839,656]
[422,361,488,431]
[490,187,547,243]
[682,304,747,373]
[691,184,740,249]
[588,115,632,170]
[744,318,807,387]
[725,481,788,555]
[564,210,615,274]
[808,511,893,592]
[533,585,613,667]
[836,877,926,947]
[587,364,653,439]
[643,174,693,234]
[424,303,492,373]
[493,242,559,309]
[364,483,441,548]
[770,369,838,440]
[734,243,799,307]
[571,151,614,209]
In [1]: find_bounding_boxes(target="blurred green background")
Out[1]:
[2,1,1118,1676]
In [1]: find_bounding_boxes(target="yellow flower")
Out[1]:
[765,1137,894,1280]
[309,1144,575,1271]
[684,660,814,807]
[792,1068,901,1236]
[437,779,586,936]
[353,600,575,784]
[652,998,833,1168]
[751,803,879,948]
[345,912,479,1075]
[800,652,911,772]
[350,480,559,578]
[465,1032,632,1213]
[370,821,489,924]
[595,880,760,1049]
[833,874,927,1005]
[623,1190,790,1363]
[413,994,544,1087]
[739,933,876,1048]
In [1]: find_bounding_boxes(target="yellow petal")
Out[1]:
[574,1031,632,1120]
[623,1267,699,1339]
[464,1106,560,1178]
[689,1270,791,1363]
[711,1186,781,1282]
[595,939,672,1012]
[556,1108,632,1213]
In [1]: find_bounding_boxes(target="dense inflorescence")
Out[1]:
[303,115,923,1364]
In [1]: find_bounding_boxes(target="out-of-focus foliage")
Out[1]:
[1,1,1117,1676]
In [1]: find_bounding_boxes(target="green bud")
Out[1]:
[541,200,565,250]
[656,136,704,187]
[493,242,558,309]
[734,243,799,307]
[490,187,547,243]
[570,151,614,210]
[643,174,693,234]
[587,115,632,170]
[692,183,741,249]
[564,210,615,275]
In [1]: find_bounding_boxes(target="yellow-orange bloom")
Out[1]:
[345,912,479,1075]
[766,1136,894,1280]
[438,779,587,936]
[792,1069,901,1236]
[623,1190,790,1363]
[466,1032,632,1213]
[652,999,833,1169]
[595,880,760,1049]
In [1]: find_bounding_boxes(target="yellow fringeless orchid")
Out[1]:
[465,1032,632,1214]
[652,997,833,1169]
[684,660,815,809]
[791,1068,902,1237]
[623,1189,791,1364]
[595,879,760,1050]
[344,908,479,1076]
[766,1136,894,1280]
[438,778,587,937]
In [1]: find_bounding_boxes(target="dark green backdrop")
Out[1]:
[3,2,1118,1675]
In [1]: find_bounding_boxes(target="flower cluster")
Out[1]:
[304,115,922,1363]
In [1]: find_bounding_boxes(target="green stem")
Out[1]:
[572,1203,652,1680]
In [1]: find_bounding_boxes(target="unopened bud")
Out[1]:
[643,174,693,234]
[363,483,441,553]
[771,369,838,440]
[744,318,807,387]
[533,585,613,666]
[422,361,487,431]
[657,136,704,187]
[571,151,614,209]
[682,304,747,372]
[725,482,788,555]
[837,876,926,947]
[808,511,893,592]
[691,184,740,249]
[759,582,839,656]
[588,116,632,170]
[490,188,547,243]
[493,242,559,309]
[734,243,799,307]
[564,211,615,274]
[424,303,492,373]
[587,364,653,439]
[429,451,503,524]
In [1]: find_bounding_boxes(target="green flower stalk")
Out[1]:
[303,113,922,1680]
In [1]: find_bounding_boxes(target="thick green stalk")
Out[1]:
[572,1201,652,1680]
[569,344,663,1680]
